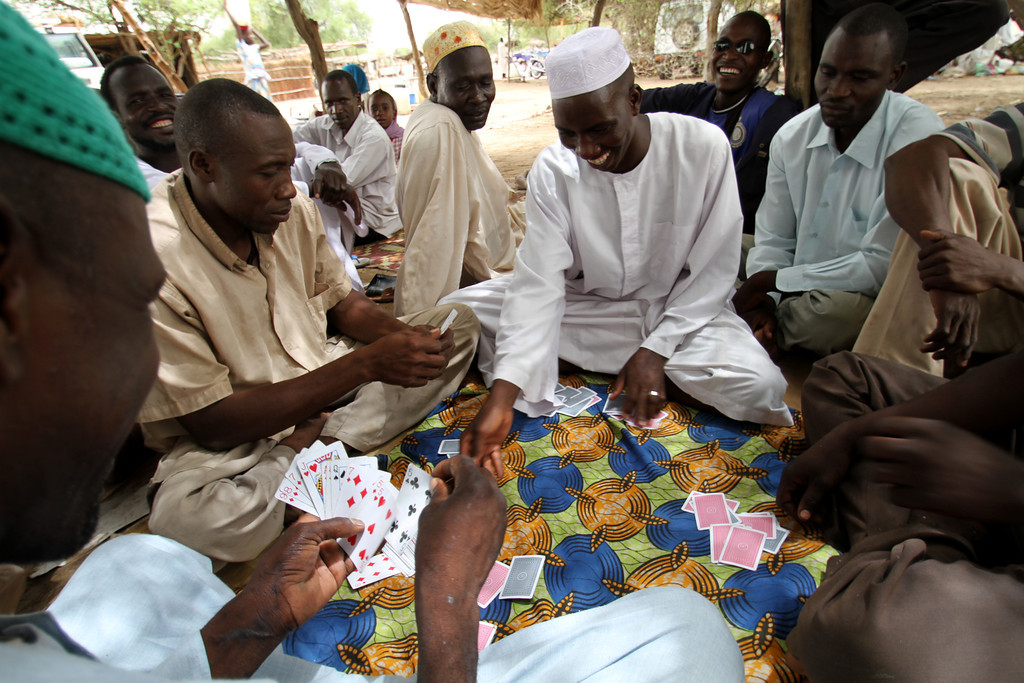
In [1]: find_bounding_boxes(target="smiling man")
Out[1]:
[733,4,942,360]
[100,56,179,187]
[444,26,792,476]
[394,21,525,316]
[293,69,401,245]
[641,11,799,234]
[138,78,479,562]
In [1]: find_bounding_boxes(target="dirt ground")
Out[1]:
[478,74,1024,184]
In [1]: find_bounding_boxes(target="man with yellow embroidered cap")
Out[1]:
[395,20,525,316]
[454,26,792,477]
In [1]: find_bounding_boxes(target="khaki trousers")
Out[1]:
[788,352,1024,682]
[148,303,479,562]
[775,289,875,356]
[854,158,1024,375]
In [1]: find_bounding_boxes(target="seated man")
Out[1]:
[138,78,479,562]
[370,88,404,164]
[853,103,1024,375]
[99,55,179,188]
[395,21,525,316]
[100,56,366,290]
[293,69,402,246]
[450,27,791,475]
[776,350,1024,681]
[0,14,746,679]
[641,11,800,234]
[734,4,942,358]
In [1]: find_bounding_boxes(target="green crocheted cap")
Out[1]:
[0,2,149,199]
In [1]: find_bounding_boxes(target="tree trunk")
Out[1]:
[591,0,608,27]
[398,0,428,102]
[284,0,328,89]
[784,0,813,108]
[108,0,187,92]
[704,0,724,81]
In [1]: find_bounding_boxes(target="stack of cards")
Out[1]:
[475,555,545,609]
[437,439,461,458]
[548,384,601,418]
[603,394,668,429]
[274,442,436,589]
[682,490,790,571]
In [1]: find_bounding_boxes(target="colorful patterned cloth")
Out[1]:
[352,230,405,273]
[285,374,837,681]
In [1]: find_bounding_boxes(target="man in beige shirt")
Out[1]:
[139,78,479,562]
[395,21,525,316]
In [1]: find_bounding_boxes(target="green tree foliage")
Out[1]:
[249,0,371,48]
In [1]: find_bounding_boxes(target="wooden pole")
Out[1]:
[108,0,187,92]
[398,0,428,101]
[784,0,812,108]
[283,0,328,89]
[591,0,608,27]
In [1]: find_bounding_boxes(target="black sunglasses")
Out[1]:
[713,38,761,55]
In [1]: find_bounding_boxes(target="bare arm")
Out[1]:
[179,292,453,450]
[884,135,968,248]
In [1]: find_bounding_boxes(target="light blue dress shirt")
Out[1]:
[748,90,943,298]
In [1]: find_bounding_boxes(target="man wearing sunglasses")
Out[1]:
[642,11,800,235]
[733,4,942,360]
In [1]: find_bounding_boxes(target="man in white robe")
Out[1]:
[447,27,792,474]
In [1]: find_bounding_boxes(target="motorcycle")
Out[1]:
[511,50,546,79]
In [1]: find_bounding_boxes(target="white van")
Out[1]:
[39,26,105,92]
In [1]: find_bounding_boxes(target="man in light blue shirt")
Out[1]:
[733,3,942,358]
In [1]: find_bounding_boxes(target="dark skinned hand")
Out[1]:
[776,422,858,525]
[917,229,1004,294]
[366,327,448,387]
[921,288,980,367]
[202,516,364,678]
[733,270,778,315]
[412,324,455,364]
[739,301,779,358]
[609,347,667,426]
[460,380,516,479]
[311,161,362,226]
[859,416,1024,524]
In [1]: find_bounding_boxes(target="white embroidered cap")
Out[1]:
[546,26,631,100]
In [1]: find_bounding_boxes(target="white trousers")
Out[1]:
[443,276,793,426]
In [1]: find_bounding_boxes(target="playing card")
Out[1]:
[763,526,790,555]
[624,410,668,429]
[682,489,704,513]
[555,385,582,405]
[499,555,544,600]
[477,622,497,652]
[439,309,458,335]
[726,499,740,512]
[738,513,777,539]
[347,551,404,589]
[477,561,510,608]
[559,393,599,417]
[603,393,630,416]
[694,493,733,530]
[338,473,397,571]
[719,525,767,571]
[386,464,433,544]
[709,523,731,563]
[437,439,461,455]
[274,479,318,516]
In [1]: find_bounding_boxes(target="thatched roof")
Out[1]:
[408,0,542,20]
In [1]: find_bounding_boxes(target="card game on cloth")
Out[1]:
[274,441,434,577]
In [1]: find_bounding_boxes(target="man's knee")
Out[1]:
[149,473,285,562]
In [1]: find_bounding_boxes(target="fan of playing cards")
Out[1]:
[274,441,434,589]
[682,490,790,570]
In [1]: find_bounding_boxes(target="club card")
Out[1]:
[738,513,777,539]
[499,555,544,600]
[709,523,731,564]
[437,439,461,455]
[477,622,497,652]
[694,493,733,530]
[386,464,433,544]
[438,309,458,335]
[477,561,510,608]
[763,526,790,555]
[347,551,403,589]
[719,525,767,571]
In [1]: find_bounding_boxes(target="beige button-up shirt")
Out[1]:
[139,172,352,451]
